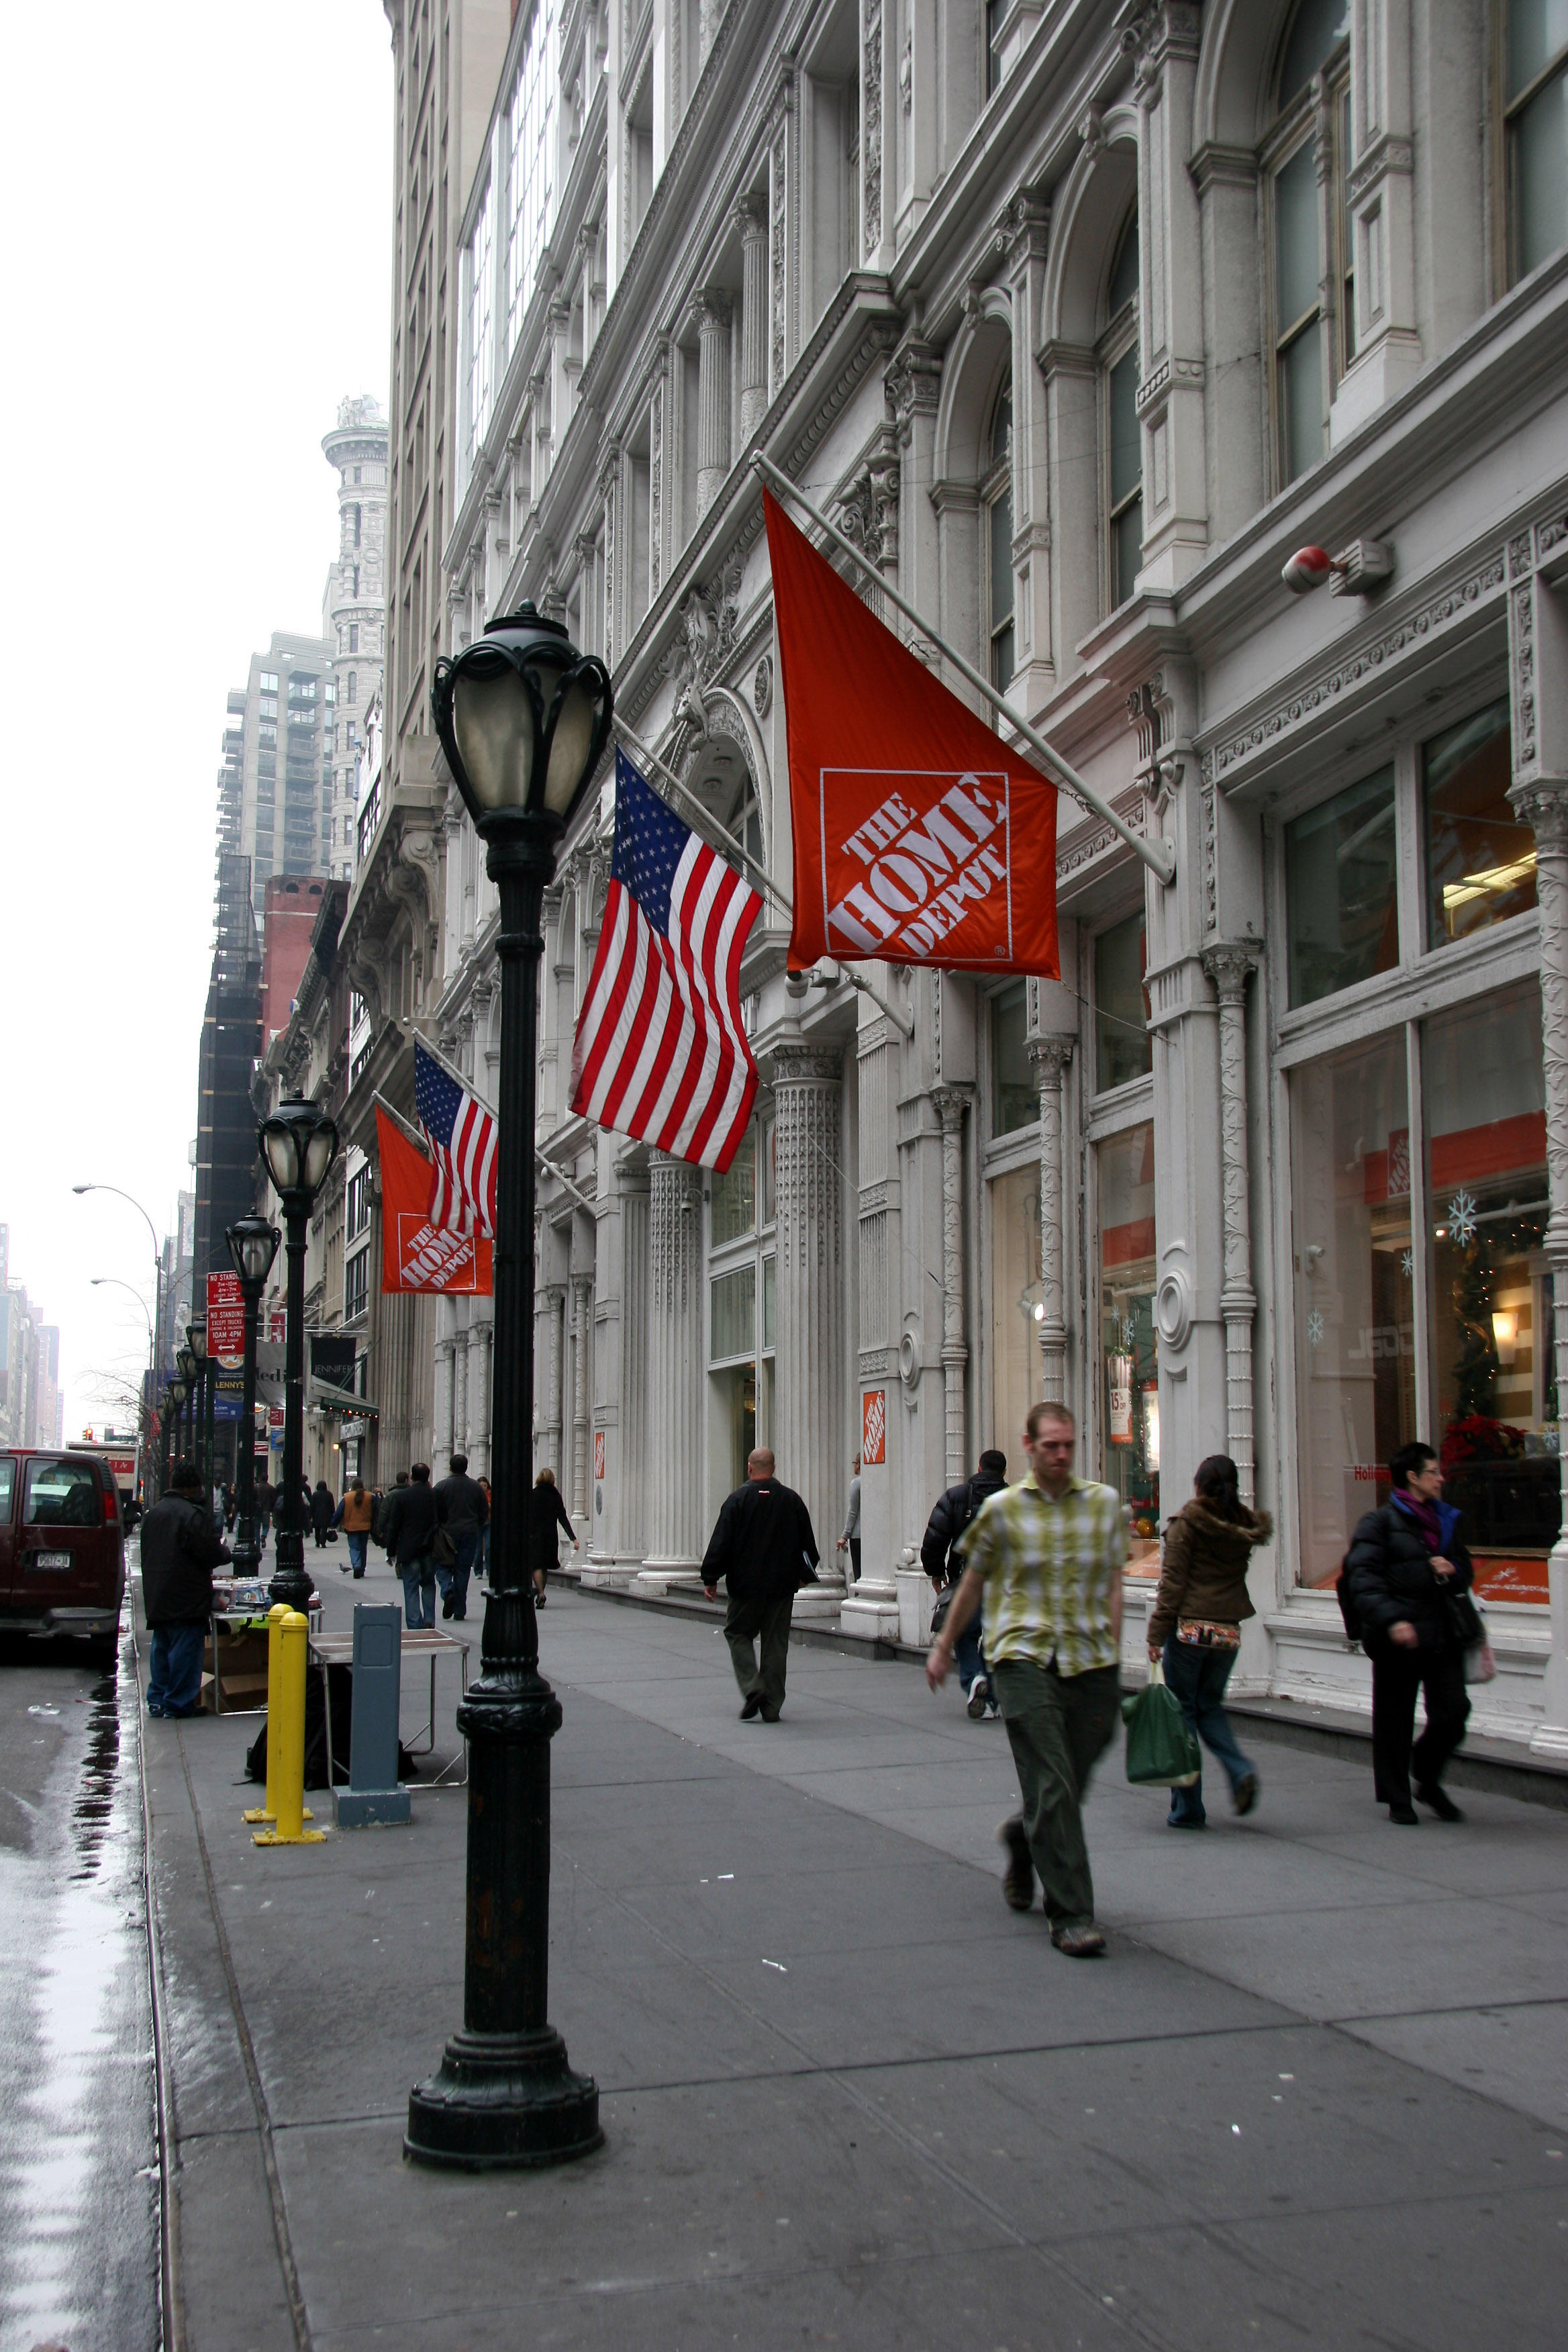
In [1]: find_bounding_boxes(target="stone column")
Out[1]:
[571,1271,593,1522]
[1202,946,1259,1504]
[612,1159,650,1565]
[1028,1038,1074,1405]
[452,1326,470,1465]
[695,291,732,518]
[773,1042,846,1612]
[930,1085,971,1489]
[540,1281,566,1475]
[736,201,769,442]
[434,1328,456,1472]
[471,1316,492,1479]
[639,1154,705,1585]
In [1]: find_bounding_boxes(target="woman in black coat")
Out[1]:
[310,1478,336,1548]
[1343,1440,1475,1825]
[528,1468,576,1606]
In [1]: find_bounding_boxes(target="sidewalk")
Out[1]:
[141,1567,1568,2351]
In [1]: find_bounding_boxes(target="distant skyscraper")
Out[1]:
[321,396,389,879]
[217,635,338,918]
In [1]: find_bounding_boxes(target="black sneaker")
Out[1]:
[967,1676,991,1720]
[739,1692,762,1720]
[1388,1801,1420,1824]
[997,1817,1034,1911]
[441,1595,455,1620]
[1416,1781,1464,1822]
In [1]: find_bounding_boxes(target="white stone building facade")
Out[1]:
[418,0,1568,1753]
[321,396,390,880]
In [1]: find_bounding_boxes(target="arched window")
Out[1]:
[1102,211,1141,609]
[1267,0,1352,487]
[983,378,1014,691]
[728,770,764,870]
[1506,3,1568,283]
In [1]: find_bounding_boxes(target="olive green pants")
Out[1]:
[991,1659,1121,1929]
[725,1589,794,1715]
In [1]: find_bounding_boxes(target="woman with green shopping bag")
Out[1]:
[1145,1456,1271,1827]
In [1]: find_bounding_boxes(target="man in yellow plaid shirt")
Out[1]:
[926,1400,1125,1956]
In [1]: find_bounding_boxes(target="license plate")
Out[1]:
[30,1551,72,1571]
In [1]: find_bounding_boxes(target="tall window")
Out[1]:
[1268,0,1352,486]
[505,0,557,354]
[1094,912,1152,1093]
[464,172,496,475]
[1506,1,1568,282]
[1102,211,1141,608]
[983,379,1014,691]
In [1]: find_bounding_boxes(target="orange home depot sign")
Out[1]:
[862,1388,886,1467]
[377,1106,493,1295]
[765,488,1059,979]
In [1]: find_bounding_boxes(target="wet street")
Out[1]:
[0,1575,158,2352]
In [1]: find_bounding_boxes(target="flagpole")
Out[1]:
[750,452,1176,889]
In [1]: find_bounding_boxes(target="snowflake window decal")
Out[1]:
[1308,1310,1325,1348]
[1400,1248,1413,1279]
[1447,1189,1479,1248]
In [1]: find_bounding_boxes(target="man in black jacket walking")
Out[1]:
[381,1463,442,1628]
[922,1450,1009,1718]
[142,1460,232,1717]
[434,1453,489,1620]
[702,1449,819,1721]
[1344,1440,1474,1824]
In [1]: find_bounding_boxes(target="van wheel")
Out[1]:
[88,1634,120,1673]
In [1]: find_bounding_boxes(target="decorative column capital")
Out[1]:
[692,287,732,338]
[1201,941,1259,1001]
[1026,1032,1075,1081]
[771,1040,843,1089]
[734,193,768,244]
[930,1081,973,1132]
[1510,775,1568,850]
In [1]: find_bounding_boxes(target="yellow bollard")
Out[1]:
[253,1612,326,1847]
[242,1604,312,1825]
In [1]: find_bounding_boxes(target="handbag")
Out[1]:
[433,1525,456,1568]
[929,1587,953,1636]
[1441,1585,1495,1685]
[1122,1661,1202,1787]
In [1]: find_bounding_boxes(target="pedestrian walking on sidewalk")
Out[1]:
[836,1456,862,1583]
[381,1463,440,1628]
[922,1449,1010,1719]
[1344,1441,1474,1825]
[256,1478,276,1547]
[1146,1456,1268,1828]
[435,1453,489,1620]
[338,1477,375,1577]
[926,1403,1124,1957]
[477,1477,492,1581]
[530,1467,575,1607]
[310,1477,334,1549]
[142,1459,232,1718]
[703,1447,820,1722]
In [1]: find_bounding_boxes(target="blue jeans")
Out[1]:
[148,1622,205,1716]
[436,1529,479,1620]
[401,1564,436,1628]
[1161,1635,1254,1825]
[955,1600,987,1694]
[346,1531,367,1576]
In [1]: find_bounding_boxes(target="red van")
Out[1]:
[0,1449,125,1661]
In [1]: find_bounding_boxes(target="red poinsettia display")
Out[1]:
[1440,1414,1527,1467]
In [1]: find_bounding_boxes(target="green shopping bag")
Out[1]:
[1122,1661,1202,1787]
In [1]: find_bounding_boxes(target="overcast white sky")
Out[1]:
[0,3,393,1439]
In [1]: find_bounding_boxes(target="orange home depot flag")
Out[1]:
[765,487,1059,977]
[376,1107,493,1295]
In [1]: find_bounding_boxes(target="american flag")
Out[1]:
[570,751,763,1173]
[413,1040,498,1237]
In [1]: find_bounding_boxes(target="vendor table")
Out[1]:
[205,1594,323,1716]
[307,1625,473,1787]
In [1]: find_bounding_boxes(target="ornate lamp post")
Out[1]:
[256,1098,339,1614]
[175,1345,197,1481]
[227,1217,281,1579]
[162,1381,181,1487]
[405,602,611,2170]
[168,1375,189,1469]
[187,1317,209,1494]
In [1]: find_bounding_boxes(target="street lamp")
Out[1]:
[162,1382,179,1487]
[168,1375,189,1467]
[405,603,612,2171]
[187,1316,209,1495]
[226,1217,280,1578]
[75,1183,166,1501]
[257,1097,339,1612]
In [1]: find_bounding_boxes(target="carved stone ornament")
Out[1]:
[1154,1264,1195,1353]
[665,558,744,699]
[752,653,773,718]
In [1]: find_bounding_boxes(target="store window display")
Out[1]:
[1098,1121,1159,1569]
[1290,1032,1415,1588]
[1424,985,1555,1598]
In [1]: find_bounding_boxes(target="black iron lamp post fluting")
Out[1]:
[175,1346,197,1477]
[256,1099,339,1613]
[168,1376,188,1468]
[163,1382,181,1483]
[227,1217,281,1579]
[405,601,612,2171]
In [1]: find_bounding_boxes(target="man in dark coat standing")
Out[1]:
[702,1448,819,1722]
[1344,1440,1475,1824]
[142,1459,232,1717]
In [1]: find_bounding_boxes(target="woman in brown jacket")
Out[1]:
[1146,1455,1271,1827]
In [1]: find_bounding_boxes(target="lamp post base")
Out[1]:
[405,2027,603,2170]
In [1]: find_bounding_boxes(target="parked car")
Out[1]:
[0,1449,125,1664]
